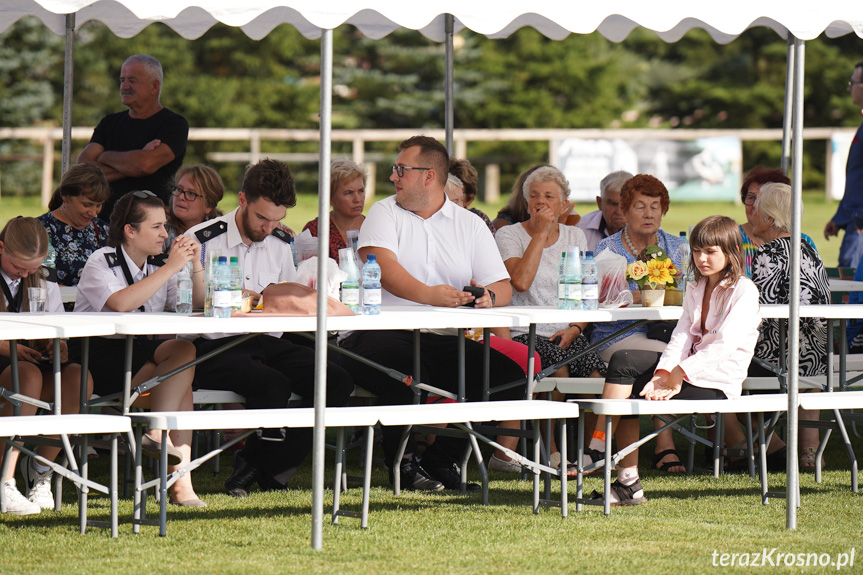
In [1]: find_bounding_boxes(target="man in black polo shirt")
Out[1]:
[78,54,188,221]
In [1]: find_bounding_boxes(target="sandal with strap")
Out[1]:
[590,478,648,507]
[800,446,824,471]
[580,447,606,475]
[652,449,685,473]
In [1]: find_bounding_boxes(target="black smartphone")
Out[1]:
[462,285,485,307]
[549,335,562,345]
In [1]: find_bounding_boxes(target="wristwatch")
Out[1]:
[487,289,496,306]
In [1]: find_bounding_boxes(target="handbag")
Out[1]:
[646,320,677,343]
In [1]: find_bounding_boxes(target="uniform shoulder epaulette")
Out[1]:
[103,251,120,268]
[195,220,228,244]
[147,253,169,267]
[271,227,293,244]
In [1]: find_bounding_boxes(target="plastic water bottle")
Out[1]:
[204,249,220,317]
[213,256,232,318]
[581,251,598,310]
[362,254,382,315]
[43,243,56,270]
[678,232,690,296]
[339,248,361,314]
[565,246,582,310]
[229,256,243,311]
[175,262,193,314]
[557,251,568,309]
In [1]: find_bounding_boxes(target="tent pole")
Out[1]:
[311,27,333,551]
[786,36,805,531]
[780,37,795,174]
[445,14,454,154]
[62,13,75,174]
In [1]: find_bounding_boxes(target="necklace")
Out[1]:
[623,226,656,256]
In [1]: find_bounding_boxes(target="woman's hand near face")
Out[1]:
[167,236,198,274]
[530,203,557,237]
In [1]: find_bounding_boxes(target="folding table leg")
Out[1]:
[110,433,119,538]
[159,429,169,537]
[532,418,540,514]
[832,408,859,493]
[758,413,769,505]
[560,417,568,518]
[133,428,143,534]
[332,428,345,524]
[361,425,374,529]
[603,417,612,516]
[576,415,584,512]
[79,435,88,534]
[466,428,488,506]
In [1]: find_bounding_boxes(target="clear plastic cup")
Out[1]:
[27,287,46,313]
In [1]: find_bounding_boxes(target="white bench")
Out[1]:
[0,414,131,537]
[798,390,863,491]
[573,394,790,515]
[129,400,579,535]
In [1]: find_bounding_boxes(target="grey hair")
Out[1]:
[124,54,163,95]
[600,170,633,197]
[522,166,570,202]
[753,182,794,233]
[445,174,465,205]
[445,173,464,192]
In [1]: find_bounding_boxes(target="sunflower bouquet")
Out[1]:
[626,245,679,290]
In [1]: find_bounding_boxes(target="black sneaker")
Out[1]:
[423,461,481,492]
[396,460,445,491]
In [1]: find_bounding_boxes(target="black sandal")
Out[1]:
[581,447,606,475]
[652,449,685,473]
[590,479,647,507]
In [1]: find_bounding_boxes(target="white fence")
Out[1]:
[0,126,854,207]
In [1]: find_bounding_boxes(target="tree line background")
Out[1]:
[1,16,862,198]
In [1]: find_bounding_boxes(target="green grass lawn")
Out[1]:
[3,190,845,268]
[1,431,861,574]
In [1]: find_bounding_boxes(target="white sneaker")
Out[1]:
[19,455,54,510]
[2,479,41,515]
[488,454,523,473]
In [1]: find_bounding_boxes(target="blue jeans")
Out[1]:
[839,226,863,268]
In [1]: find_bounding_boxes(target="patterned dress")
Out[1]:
[37,211,109,286]
[740,225,818,278]
[303,216,348,263]
[751,237,829,376]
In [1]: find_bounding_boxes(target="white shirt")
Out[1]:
[358,196,509,307]
[576,209,608,252]
[656,276,761,399]
[74,245,176,314]
[495,223,587,338]
[1,269,63,313]
[185,208,296,339]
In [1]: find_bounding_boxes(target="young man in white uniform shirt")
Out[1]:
[340,136,526,491]
[185,159,353,497]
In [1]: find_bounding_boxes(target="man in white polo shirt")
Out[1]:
[340,136,526,491]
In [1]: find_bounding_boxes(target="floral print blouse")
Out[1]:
[37,211,109,286]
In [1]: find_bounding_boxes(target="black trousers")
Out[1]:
[194,334,354,484]
[338,330,526,468]
[605,349,726,401]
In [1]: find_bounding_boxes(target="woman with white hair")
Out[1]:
[747,182,829,470]
[494,166,606,473]
[303,159,367,263]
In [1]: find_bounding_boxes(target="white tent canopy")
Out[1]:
[4,1,863,41]
[3,0,863,546]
